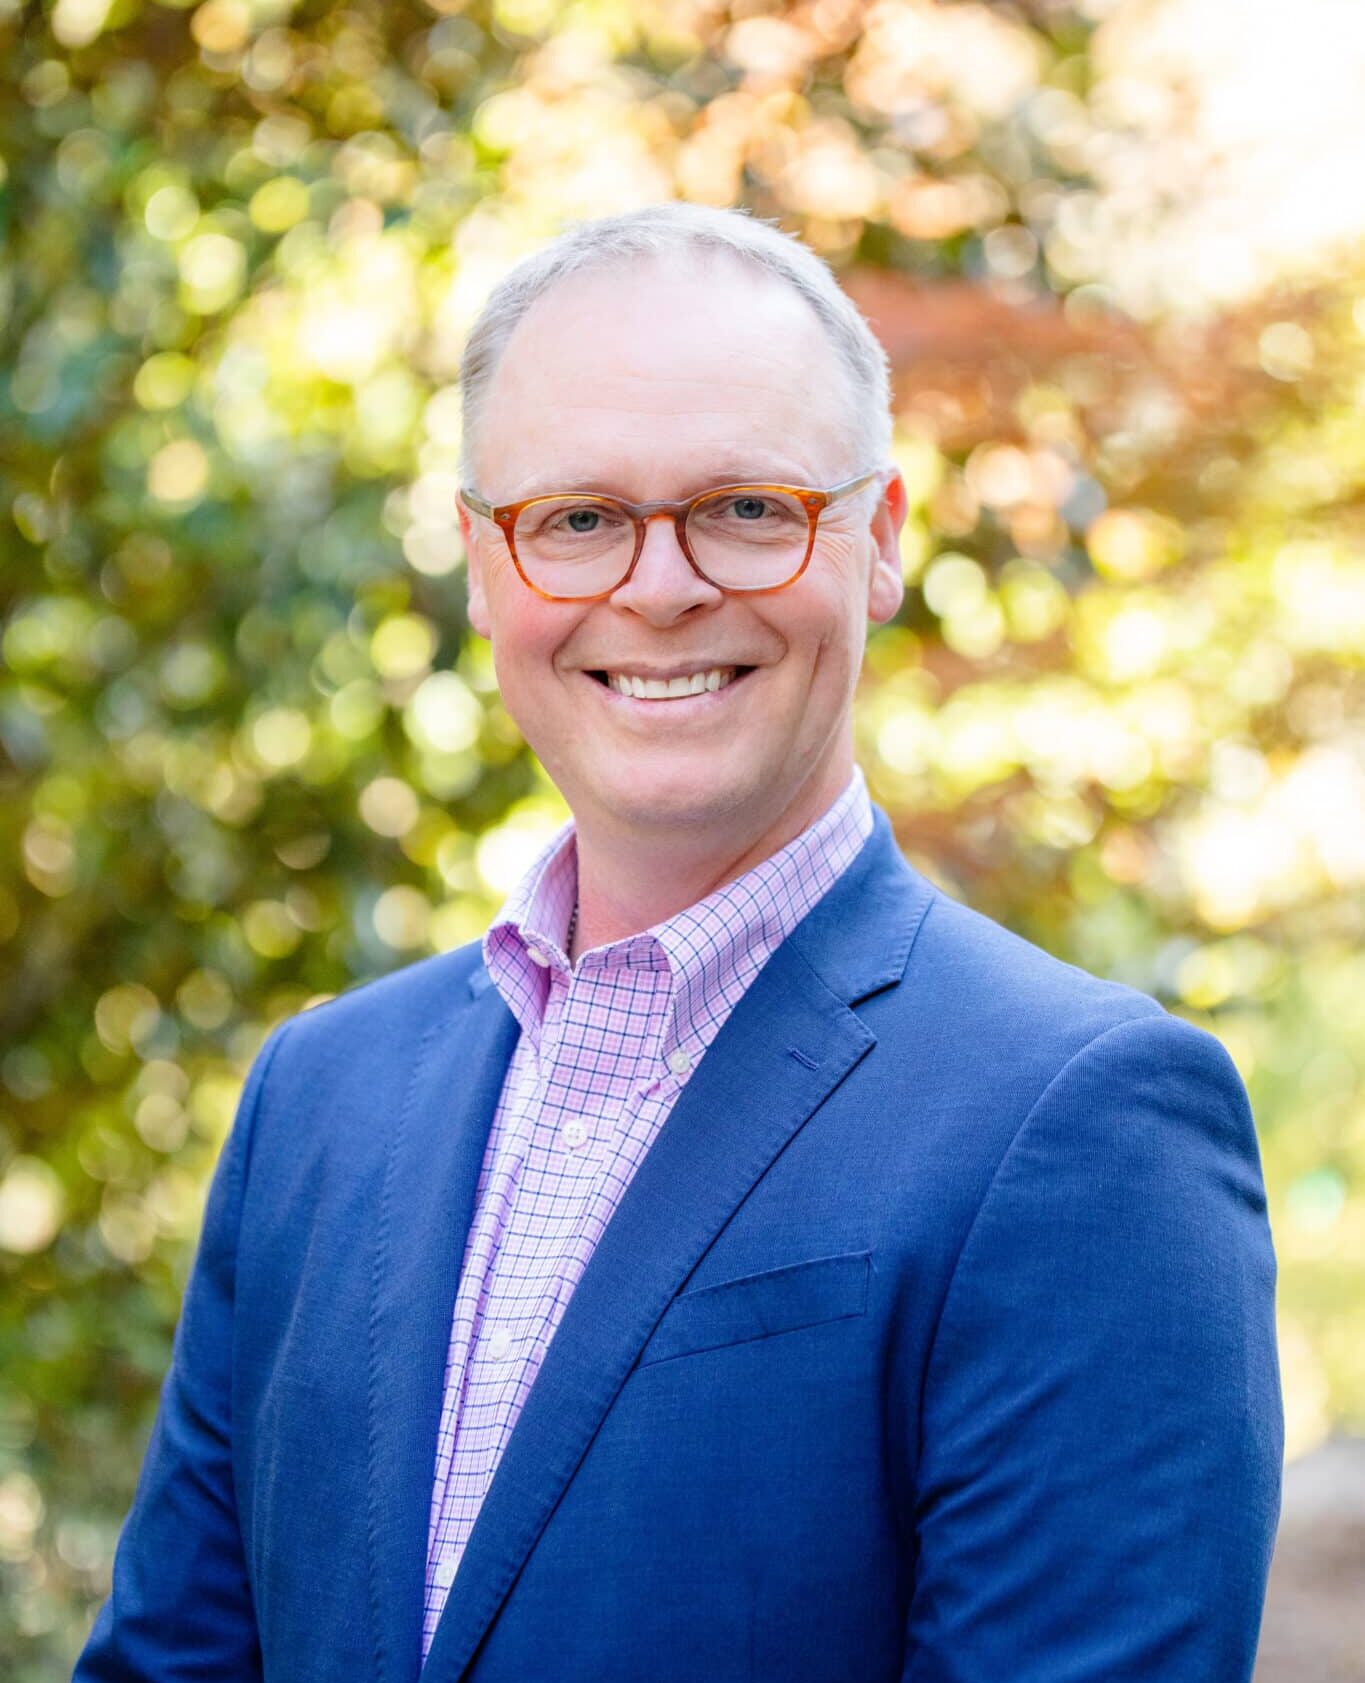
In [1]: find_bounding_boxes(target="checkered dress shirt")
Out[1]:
[421,766,874,1658]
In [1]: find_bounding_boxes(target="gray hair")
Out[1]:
[457,202,893,484]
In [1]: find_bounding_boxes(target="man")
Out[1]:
[77,203,1282,1683]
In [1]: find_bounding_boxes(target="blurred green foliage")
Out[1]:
[0,0,1362,1670]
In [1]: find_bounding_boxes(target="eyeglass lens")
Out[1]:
[511,489,812,596]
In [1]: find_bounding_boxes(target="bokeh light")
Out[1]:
[3,0,1363,1670]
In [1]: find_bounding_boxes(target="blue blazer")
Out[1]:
[76,810,1282,1682]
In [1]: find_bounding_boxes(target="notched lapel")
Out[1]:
[367,975,519,1683]
[419,937,879,1683]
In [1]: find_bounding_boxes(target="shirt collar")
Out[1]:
[482,765,874,1051]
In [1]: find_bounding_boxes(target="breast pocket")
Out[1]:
[637,1250,871,1368]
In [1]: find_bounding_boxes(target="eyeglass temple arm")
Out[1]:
[460,489,495,518]
[825,469,884,505]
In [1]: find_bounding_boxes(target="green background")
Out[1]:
[2,0,1362,1669]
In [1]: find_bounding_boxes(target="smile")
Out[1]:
[588,666,753,700]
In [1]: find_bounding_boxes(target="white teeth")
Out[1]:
[606,667,737,700]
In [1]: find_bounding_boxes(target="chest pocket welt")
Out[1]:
[637,1250,871,1368]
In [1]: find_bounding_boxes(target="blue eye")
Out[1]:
[731,497,768,520]
[565,509,600,532]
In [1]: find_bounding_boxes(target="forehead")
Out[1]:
[474,253,857,496]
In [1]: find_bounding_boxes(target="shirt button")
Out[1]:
[486,1326,514,1360]
[667,1049,692,1076]
[561,1116,589,1149]
[434,1558,457,1590]
[526,944,551,967]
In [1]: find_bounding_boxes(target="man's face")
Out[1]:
[460,255,906,852]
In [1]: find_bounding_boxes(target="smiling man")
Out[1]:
[458,236,904,948]
[76,205,1282,1683]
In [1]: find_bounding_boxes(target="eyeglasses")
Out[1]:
[458,472,883,601]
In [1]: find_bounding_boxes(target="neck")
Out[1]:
[567,757,854,962]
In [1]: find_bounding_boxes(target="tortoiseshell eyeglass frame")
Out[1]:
[458,471,883,602]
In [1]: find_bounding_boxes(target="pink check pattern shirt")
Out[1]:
[420,766,873,1659]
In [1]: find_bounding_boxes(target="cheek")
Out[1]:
[779,541,868,656]
[483,556,571,660]
[484,604,579,725]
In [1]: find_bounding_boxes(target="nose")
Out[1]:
[608,511,724,625]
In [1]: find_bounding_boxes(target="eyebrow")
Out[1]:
[502,463,817,501]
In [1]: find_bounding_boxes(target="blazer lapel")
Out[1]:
[420,812,936,1683]
[367,970,520,1683]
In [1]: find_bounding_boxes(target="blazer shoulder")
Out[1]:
[225,940,498,1194]
[872,878,1170,1095]
[925,881,1159,1011]
[263,938,487,1073]
[812,811,1163,1045]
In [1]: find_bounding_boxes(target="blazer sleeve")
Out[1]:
[901,1010,1283,1683]
[73,1019,293,1683]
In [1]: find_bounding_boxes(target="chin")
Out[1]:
[590,766,763,834]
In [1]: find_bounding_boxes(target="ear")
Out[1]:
[458,503,493,640]
[866,469,908,624]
